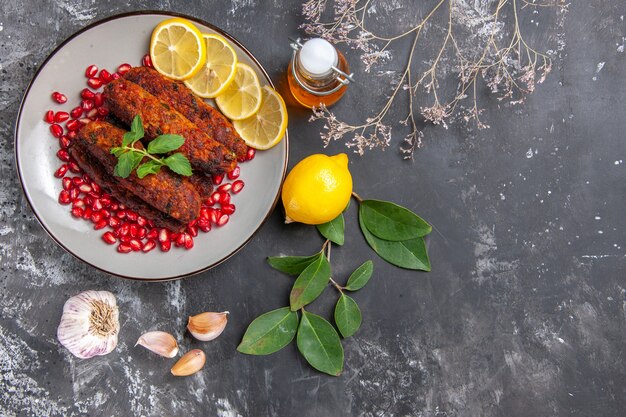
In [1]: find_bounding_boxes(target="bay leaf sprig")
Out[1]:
[110,115,192,179]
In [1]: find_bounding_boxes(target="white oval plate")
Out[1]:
[15,12,288,281]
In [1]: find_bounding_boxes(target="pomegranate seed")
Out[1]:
[146,229,158,240]
[72,177,84,186]
[200,207,210,219]
[158,228,170,243]
[129,238,142,251]
[91,199,103,211]
[82,207,93,220]
[94,219,107,230]
[120,236,131,244]
[114,63,130,74]
[111,72,121,80]
[187,225,198,237]
[54,164,68,178]
[81,88,95,100]
[100,196,111,207]
[97,107,109,116]
[137,227,147,239]
[219,193,231,205]
[91,211,103,222]
[108,217,121,228]
[58,190,71,204]
[69,106,82,119]
[58,136,71,149]
[72,199,85,209]
[246,148,256,160]
[66,119,80,131]
[175,233,186,247]
[184,234,194,249]
[91,182,101,194]
[50,124,63,138]
[160,240,171,252]
[227,166,240,180]
[56,149,70,162]
[62,177,72,190]
[142,54,153,67]
[67,130,77,140]
[52,91,67,104]
[44,110,54,123]
[136,216,148,227]
[209,209,220,224]
[54,111,70,123]
[126,211,138,222]
[129,224,139,238]
[102,231,117,244]
[87,78,102,89]
[78,184,92,193]
[84,195,94,206]
[116,210,127,219]
[212,174,224,185]
[211,191,222,204]
[232,180,245,193]
[87,108,98,119]
[94,92,104,107]
[198,217,211,232]
[147,219,155,228]
[85,65,98,78]
[216,214,229,226]
[99,69,112,83]
[110,203,119,211]
[81,99,94,111]
[68,161,82,173]
[117,244,132,253]
[217,183,232,193]
[221,204,236,215]
[116,223,130,237]
[142,240,156,253]
[69,187,80,200]
[71,207,84,218]
[99,209,111,219]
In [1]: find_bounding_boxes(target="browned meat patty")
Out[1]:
[104,78,237,174]
[188,173,214,201]
[123,66,248,160]
[74,121,201,225]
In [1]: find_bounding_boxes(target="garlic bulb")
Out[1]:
[171,349,206,376]
[187,311,229,341]
[135,331,179,358]
[57,290,119,359]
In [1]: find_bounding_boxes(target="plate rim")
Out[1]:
[14,10,289,282]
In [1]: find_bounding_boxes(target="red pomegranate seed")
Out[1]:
[58,190,71,204]
[209,209,220,224]
[129,224,139,238]
[210,191,222,204]
[94,92,104,107]
[62,177,72,190]
[91,199,102,211]
[117,63,131,74]
[87,108,98,119]
[246,148,256,160]
[116,210,127,219]
[117,244,132,253]
[66,119,80,131]
[52,91,67,104]
[85,65,98,78]
[227,166,240,180]
[91,182,101,194]
[81,88,95,100]
[99,209,111,219]
[212,174,224,185]
[120,236,131,244]
[126,211,138,222]
[173,233,184,247]
[50,124,63,138]
[142,54,153,67]
[69,106,82,119]
[102,231,117,244]
[72,199,85,209]
[71,207,84,218]
[219,193,230,205]
[158,228,170,243]
[82,207,93,220]
[184,234,194,249]
[200,207,210,219]
[56,149,70,162]
[116,223,130,237]
[67,130,77,140]
[54,111,70,123]
[217,183,232,193]
[54,164,68,178]
[136,216,148,227]
[94,219,107,230]
[108,217,120,228]
[221,204,236,215]
[87,78,102,89]
[68,162,82,173]
[160,240,171,252]
[91,211,103,222]
[146,229,158,240]
[187,224,198,237]
[198,217,211,232]
[99,69,112,83]
[72,177,84,186]
[69,187,80,200]
[97,107,109,116]
[78,184,92,193]
[44,110,54,123]
[59,136,71,149]
[84,195,94,206]
[142,240,156,253]
[137,227,147,239]
[216,214,229,226]
[81,99,94,111]
[129,238,142,251]
[232,180,245,194]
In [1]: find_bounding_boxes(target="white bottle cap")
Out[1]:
[299,38,338,77]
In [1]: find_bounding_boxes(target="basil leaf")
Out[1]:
[136,160,163,179]
[147,134,185,154]
[267,253,322,276]
[334,294,362,338]
[290,254,331,311]
[359,214,431,271]
[360,199,432,241]
[345,260,374,291]
[316,213,345,245]
[237,307,299,355]
[130,115,144,142]
[113,151,135,178]
[297,310,344,376]
[164,153,192,176]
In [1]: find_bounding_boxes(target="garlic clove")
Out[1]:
[187,311,229,341]
[57,290,119,359]
[135,331,179,358]
[171,349,206,376]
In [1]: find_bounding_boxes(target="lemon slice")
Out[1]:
[184,34,238,98]
[150,18,206,80]
[233,86,288,150]
[215,63,262,120]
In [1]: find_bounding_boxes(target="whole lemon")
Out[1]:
[281,153,353,225]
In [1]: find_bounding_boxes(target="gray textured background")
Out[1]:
[1,1,625,416]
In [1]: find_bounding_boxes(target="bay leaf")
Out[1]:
[334,294,362,338]
[297,310,344,376]
[316,213,345,245]
[360,200,431,241]
[237,307,299,355]
[344,260,374,291]
[267,253,321,276]
[290,255,331,311]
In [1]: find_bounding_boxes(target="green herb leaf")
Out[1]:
[113,151,135,178]
[130,151,143,172]
[131,115,144,141]
[297,310,344,376]
[147,134,185,154]
[360,199,432,241]
[267,253,322,276]
[344,260,374,291]
[237,307,299,355]
[359,213,431,271]
[290,254,331,311]
[136,160,163,179]
[316,213,345,245]
[122,131,137,147]
[334,294,362,338]
[110,147,126,157]
[164,153,192,176]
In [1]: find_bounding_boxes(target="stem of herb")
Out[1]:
[351,192,363,203]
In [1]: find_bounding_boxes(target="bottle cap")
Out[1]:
[299,38,338,77]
